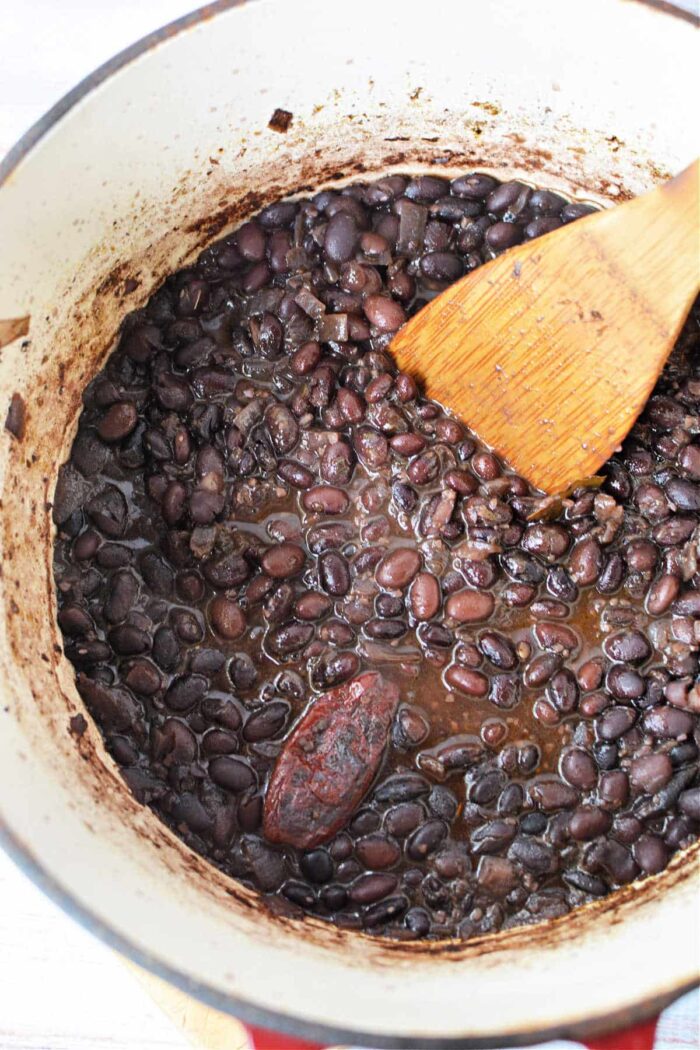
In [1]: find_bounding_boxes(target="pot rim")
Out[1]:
[3,818,697,1049]
[0,1,697,1046]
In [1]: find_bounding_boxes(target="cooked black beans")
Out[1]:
[54,170,699,943]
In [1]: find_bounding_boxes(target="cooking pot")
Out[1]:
[0,0,698,1045]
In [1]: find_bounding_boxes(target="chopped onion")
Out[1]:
[317,312,349,343]
[360,250,393,267]
[429,488,457,531]
[360,640,422,665]
[294,286,326,318]
[248,288,284,315]
[453,538,503,561]
[526,495,565,522]
[396,200,427,255]
[286,246,311,271]
[293,211,305,247]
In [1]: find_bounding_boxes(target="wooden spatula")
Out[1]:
[390,160,699,495]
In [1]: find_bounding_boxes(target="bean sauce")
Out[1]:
[53,170,700,941]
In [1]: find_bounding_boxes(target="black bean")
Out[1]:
[544,568,577,606]
[519,813,547,835]
[295,592,332,621]
[318,551,350,596]
[268,620,314,657]
[485,222,523,251]
[476,855,518,897]
[509,837,557,873]
[646,573,681,615]
[65,585,101,625]
[243,701,289,742]
[497,784,524,816]
[300,849,334,885]
[151,626,179,670]
[670,741,698,769]
[672,589,700,616]
[523,653,562,687]
[302,485,349,515]
[140,552,174,597]
[166,675,207,712]
[121,322,162,362]
[124,659,161,696]
[529,189,566,214]
[97,402,138,442]
[561,202,598,223]
[202,553,250,590]
[264,403,299,454]
[406,820,447,860]
[604,630,652,664]
[385,803,424,838]
[278,459,315,489]
[109,625,151,655]
[76,675,141,733]
[547,669,579,713]
[569,806,612,841]
[365,618,407,639]
[420,252,463,281]
[653,516,695,546]
[562,869,607,895]
[678,788,700,821]
[374,773,430,803]
[323,213,358,264]
[560,749,597,790]
[569,537,603,585]
[172,608,204,644]
[633,834,669,875]
[363,295,406,333]
[489,674,521,710]
[597,706,638,741]
[201,729,238,757]
[501,551,544,584]
[630,753,673,793]
[363,896,409,927]
[597,552,624,594]
[534,621,579,654]
[445,665,488,697]
[404,176,449,202]
[469,770,506,805]
[486,181,527,214]
[643,705,693,739]
[479,631,517,670]
[451,173,499,199]
[87,486,128,537]
[312,650,360,688]
[529,779,579,811]
[525,216,562,239]
[596,840,639,884]
[261,543,306,578]
[321,442,354,486]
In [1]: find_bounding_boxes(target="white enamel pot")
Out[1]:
[0,1,698,1046]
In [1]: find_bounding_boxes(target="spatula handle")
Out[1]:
[654,158,699,299]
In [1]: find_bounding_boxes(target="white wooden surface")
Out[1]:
[0,851,193,1050]
[0,3,698,1049]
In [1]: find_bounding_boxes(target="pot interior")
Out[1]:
[0,0,698,1044]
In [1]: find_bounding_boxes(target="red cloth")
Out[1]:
[585,1017,658,1050]
[248,1026,323,1050]
[247,1015,659,1050]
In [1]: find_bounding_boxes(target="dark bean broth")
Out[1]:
[53,171,700,940]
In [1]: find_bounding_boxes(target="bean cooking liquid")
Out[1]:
[53,172,700,940]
